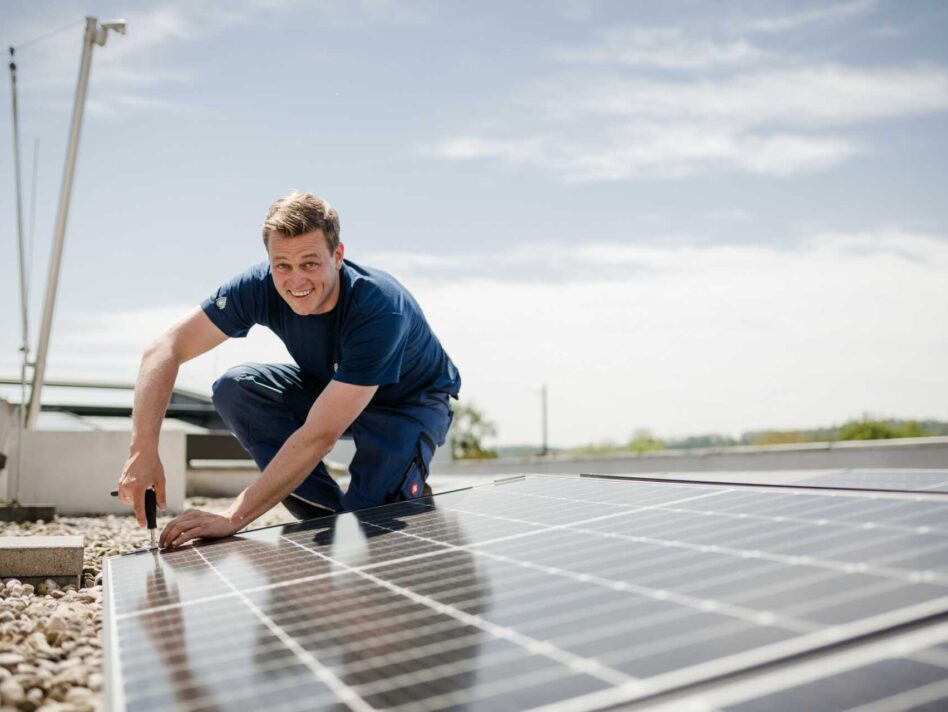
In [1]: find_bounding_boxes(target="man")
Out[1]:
[116,191,461,548]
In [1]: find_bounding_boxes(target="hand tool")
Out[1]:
[110,488,157,547]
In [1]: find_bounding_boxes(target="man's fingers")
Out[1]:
[171,525,201,548]
[132,491,146,527]
[159,514,186,548]
[155,477,167,511]
[160,510,196,548]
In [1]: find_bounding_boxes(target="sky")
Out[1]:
[0,0,947,448]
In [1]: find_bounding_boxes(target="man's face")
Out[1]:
[267,230,344,316]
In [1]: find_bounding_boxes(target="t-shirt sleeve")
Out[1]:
[200,266,270,338]
[334,310,410,387]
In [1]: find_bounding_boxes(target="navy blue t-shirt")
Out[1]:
[200,260,461,406]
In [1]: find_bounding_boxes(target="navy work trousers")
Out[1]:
[211,363,453,517]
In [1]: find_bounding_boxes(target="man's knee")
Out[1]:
[211,363,262,413]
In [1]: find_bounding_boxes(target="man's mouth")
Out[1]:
[289,288,314,298]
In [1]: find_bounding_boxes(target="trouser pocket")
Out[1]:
[396,433,435,502]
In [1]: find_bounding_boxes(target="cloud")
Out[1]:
[4,0,428,121]
[741,0,879,34]
[424,64,948,180]
[555,27,764,69]
[550,66,948,126]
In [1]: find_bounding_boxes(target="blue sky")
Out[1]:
[1,0,947,446]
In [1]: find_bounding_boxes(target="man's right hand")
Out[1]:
[118,449,167,527]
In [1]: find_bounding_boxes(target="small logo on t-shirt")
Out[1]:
[410,482,420,496]
[216,297,227,310]
[333,362,338,372]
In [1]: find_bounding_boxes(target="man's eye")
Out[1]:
[304,262,319,269]
[276,264,289,271]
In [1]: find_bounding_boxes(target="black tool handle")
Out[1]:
[110,489,158,529]
[145,489,157,530]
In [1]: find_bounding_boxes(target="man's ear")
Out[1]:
[335,243,345,269]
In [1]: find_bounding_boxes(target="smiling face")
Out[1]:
[267,230,344,315]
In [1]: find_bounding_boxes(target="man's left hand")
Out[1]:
[159,509,240,549]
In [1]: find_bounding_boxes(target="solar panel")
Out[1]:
[104,474,948,710]
[594,468,948,494]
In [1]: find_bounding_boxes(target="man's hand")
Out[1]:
[159,509,240,549]
[118,449,167,527]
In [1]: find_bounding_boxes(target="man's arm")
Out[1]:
[118,308,229,526]
[158,380,377,548]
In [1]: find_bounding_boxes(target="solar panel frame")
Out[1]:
[104,473,948,711]
[582,468,948,495]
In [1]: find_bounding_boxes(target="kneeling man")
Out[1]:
[116,191,461,547]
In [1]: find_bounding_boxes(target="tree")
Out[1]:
[450,402,498,460]
[627,428,664,453]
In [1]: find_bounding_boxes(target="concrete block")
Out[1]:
[0,535,84,587]
[14,429,186,515]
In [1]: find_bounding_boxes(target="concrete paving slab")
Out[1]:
[0,535,84,587]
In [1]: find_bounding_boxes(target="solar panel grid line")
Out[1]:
[560,520,940,586]
[130,661,335,712]
[370,662,599,712]
[363,508,829,633]
[488,484,948,552]
[113,598,331,708]
[114,589,241,621]
[362,508,820,634]
[363,560,766,659]
[121,501,625,627]
[189,546,376,712]
[636,509,948,560]
[389,488,736,559]
[119,638,292,681]
[696,490,929,516]
[263,610,608,711]
[345,640,568,700]
[242,589,618,708]
[482,512,878,586]
[172,674,338,712]
[120,542,456,621]
[779,578,927,619]
[881,506,948,531]
[278,534,640,689]
[651,500,946,540]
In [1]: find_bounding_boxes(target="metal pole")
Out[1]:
[27,17,98,428]
[9,48,28,374]
[9,47,28,502]
[540,384,549,456]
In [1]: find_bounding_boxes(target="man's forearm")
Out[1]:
[130,341,180,452]
[225,427,332,529]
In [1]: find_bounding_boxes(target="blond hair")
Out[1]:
[262,191,340,251]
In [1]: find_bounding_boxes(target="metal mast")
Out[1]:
[27,17,126,427]
[8,47,28,502]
